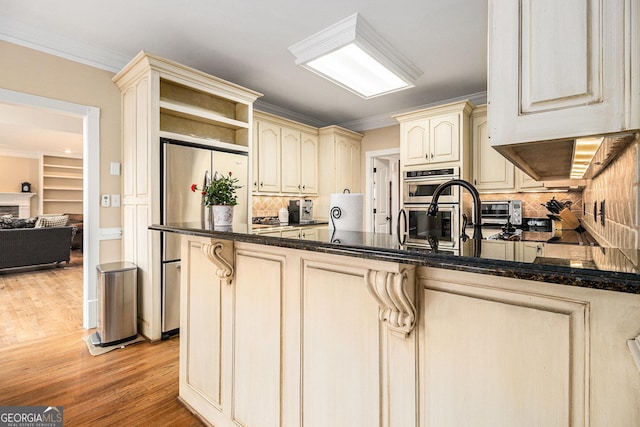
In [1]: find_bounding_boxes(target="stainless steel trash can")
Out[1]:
[89,262,137,347]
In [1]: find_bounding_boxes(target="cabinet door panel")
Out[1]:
[430,113,459,163]
[257,121,281,193]
[233,251,285,427]
[349,140,361,192]
[301,132,318,194]
[281,127,301,194]
[335,136,351,192]
[402,120,428,166]
[472,109,515,191]
[302,262,380,427]
[490,0,625,144]
[181,238,223,406]
[420,281,587,427]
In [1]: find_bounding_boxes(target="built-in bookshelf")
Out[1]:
[42,155,83,214]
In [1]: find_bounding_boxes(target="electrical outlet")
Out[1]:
[101,194,110,207]
[111,194,121,207]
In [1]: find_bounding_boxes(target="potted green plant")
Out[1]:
[191,171,242,226]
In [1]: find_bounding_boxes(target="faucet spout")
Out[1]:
[427,179,483,240]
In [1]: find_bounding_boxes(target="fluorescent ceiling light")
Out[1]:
[571,137,603,179]
[289,13,422,99]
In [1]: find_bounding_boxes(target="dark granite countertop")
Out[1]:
[150,222,640,295]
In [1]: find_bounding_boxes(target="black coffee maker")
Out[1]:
[289,199,313,224]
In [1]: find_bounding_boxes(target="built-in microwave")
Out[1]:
[403,167,459,204]
[401,204,460,252]
[480,200,522,225]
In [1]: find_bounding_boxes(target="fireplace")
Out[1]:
[0,206,19,216]
[0,193,35,218]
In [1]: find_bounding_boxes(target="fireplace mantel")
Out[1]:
[0,192,35,218]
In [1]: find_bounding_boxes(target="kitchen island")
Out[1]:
[152,222,640,427]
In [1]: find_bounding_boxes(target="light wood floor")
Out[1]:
[0,252,204,426]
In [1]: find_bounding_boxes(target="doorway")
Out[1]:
[365,148,400,235]
[0,88,100,329]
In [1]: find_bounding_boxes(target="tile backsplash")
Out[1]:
[582,138,639,264]
[252,195,317,218]
[479,192,583,219]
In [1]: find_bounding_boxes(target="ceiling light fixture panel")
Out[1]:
[288,13,423,99]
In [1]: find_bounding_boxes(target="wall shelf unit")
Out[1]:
[41,155,83,214]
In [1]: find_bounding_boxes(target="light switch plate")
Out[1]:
[110,162,121,176]
[101,194,110,207]
[111,194,121,207]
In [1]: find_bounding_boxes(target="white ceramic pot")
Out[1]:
[211,205,234,226]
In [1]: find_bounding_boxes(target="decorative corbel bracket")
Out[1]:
[201,242,234,285]
[365,269,416,337]
[628,335,640,372]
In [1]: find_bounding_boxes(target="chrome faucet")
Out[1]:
[427,179,483,240]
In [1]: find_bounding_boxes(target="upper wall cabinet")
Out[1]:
[394,101,474,174]
[254,120,281,193]
[318,126,363,195]
[472,105,545,192]
[489,0,640,147]
[253,111,318,196]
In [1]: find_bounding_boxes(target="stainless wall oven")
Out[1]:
[404,204,460,251]
[403,167,459,204]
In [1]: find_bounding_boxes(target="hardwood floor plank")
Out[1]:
[0,251,203,426]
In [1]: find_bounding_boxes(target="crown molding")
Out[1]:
[338,91,488,132]
[0,16,130,73]
[254,100,329,128]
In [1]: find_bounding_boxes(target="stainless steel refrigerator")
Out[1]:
[161,137,248,338]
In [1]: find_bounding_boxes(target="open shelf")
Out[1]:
[42,155,83,214]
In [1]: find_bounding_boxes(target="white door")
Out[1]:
[373,158,391,235]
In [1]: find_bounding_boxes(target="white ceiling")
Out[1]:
[0,0,488,151]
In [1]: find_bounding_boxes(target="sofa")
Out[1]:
[65,213,83,251]
[0,226,76,270]
[0,216,76,269]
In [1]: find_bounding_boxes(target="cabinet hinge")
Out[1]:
[373,208,377,214]
[373,167,377,173]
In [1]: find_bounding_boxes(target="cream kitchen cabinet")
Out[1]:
[480,240,515,261]
[318,125,363,194]
[516,241,544,263]
[113,51,261,340]
[395,100,473,169]
[253,111,318,196]
[472,105,545,192]
[281,128,318,195]
[472,105,515,191]
[517,171,545,190]
[254,119,281,193]
[178,238,418,427]
[489,0,640,156]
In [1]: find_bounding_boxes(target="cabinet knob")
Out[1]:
[430,153,434,159]
[260,181,263,187]
[302,184,306,190]
[298,184,301,189]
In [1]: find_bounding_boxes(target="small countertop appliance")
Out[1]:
[289,199,313,224]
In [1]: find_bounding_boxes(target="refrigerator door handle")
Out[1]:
[202,170,211,223]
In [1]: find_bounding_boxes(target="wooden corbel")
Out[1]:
[201,242,234,285]
[365,269,416,337]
